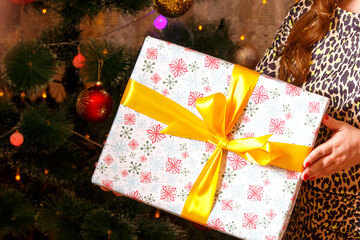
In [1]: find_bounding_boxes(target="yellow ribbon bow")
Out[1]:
[121,64,311,226]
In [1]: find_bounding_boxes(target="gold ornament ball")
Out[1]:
[234,41,260,70]
[154,0,193,18]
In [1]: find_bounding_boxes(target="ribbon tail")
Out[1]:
[181,147,224,225]
[244,142,312,172]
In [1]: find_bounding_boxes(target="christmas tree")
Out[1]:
[0,0,242,239]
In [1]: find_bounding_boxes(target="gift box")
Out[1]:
[92,36,329,240]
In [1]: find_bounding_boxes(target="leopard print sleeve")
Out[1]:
[254,0,312,78]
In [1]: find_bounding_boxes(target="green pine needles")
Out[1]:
[0,188,35,238]
[20,103,73,149]
[4,42,56,92]
[79,39,131,85]
[83,209,136,240]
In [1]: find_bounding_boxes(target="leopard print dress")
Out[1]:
[255,0,360,239]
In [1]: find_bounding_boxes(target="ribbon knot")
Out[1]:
[217,137,230,150]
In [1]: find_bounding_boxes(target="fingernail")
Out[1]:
[324,114,329,120]
[305,161,311,168]
[302,173,309,181]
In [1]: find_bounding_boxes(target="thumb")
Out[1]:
[322,114,343,130]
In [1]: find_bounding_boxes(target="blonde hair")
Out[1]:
[279,0,338,85]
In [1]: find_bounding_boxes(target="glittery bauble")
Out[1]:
[72,53,86,69]
[234,41,260,70]
[154,0,193,18]
[10,131,24,146]
[76,85,113,123]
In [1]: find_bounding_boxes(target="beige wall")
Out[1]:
[0,1,296,59]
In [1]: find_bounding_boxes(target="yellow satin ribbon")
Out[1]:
[121,64,311,225]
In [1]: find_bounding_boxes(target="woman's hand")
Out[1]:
[301,114,360,181]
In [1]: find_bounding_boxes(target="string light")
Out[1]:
[42,8,47,14]
[0,91,4,97]
[198,25,203,31]
[155,209,160,218]
[85,134,90,139]
[21,92,25,98]
[42,90,47,99]
[15,167,20,182]
[240,34,245,40]
[44,169,49,174]
[262,0,267,4]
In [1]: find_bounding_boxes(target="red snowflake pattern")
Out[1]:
[247,185,263,201]
[147,124,166,143]
[313,127,319,135]
[263,179,270,186]
[185,182,193,192]
[121,170,129,177]
[181,151,189,159]
[146,48,158,59]
[160,185,176,202]
[188,91,204,107]
[207,218,225,232]
[243,132,255,138]
[204,85,211,93]
[130,190,143,201]
[128,139,139,150]
[266,209,277,220]
[226,75,231,86]
[204,56,220,70]
[184,48,195,52]
[221,199,233,211]
[285,84,301,97]
[169,58,188,77]
[269,118,286,135]
[140,171,151,183]
[166,157,182,174]
[221,182,229,190]
[162,89,169,96]
[242,213,258,230]
[242,115,250,123]
[101,180,113,190]
[285,112,292,120]
[251,85,269,104]
[103,154,114,165]
[266,236,277,240]
[228,153,247,171]
[139,155,147,162]
[205,142,216,152]
[308,101,320,113]
[124,113,136,125]
[150,73,161,84]
[286,170,299,179]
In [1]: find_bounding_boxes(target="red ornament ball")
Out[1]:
[10,131,24,146]
[72,53,86,69]
[11,0,34,5]
[76,85,113,123]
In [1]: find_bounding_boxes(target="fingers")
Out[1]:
[322,114,343,131]
[301,154,344,180]
[303,141,332,168]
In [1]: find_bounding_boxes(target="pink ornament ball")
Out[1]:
[73,53,86,69]
[154,15,167,30]
[10,131,24,146]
